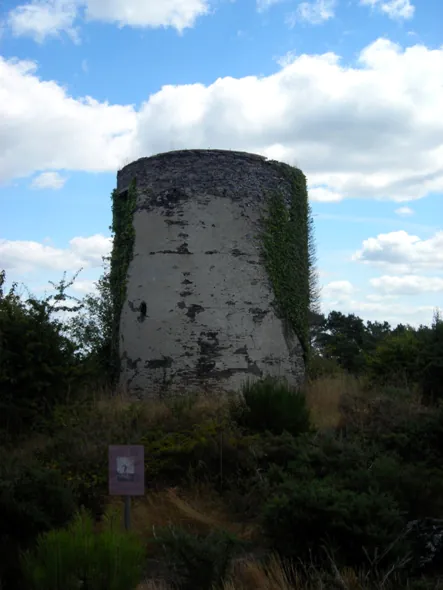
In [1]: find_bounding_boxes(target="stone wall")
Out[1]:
[116,149,306,397]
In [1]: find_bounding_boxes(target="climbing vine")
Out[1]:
[261,166,319,365]
[109,178,137,382]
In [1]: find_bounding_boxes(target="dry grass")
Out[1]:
[101,484,257,547]
[136,553,417,590]
[304,374,360,429]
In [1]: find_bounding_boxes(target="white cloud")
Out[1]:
[1,38,443,205]
[395,205,414,216]
[326,299,437,328]
[276,50,298,68]
[84,0,210,31]
[31,171,67,189]
[0,234,112,274]
[71,278,99,294]
[309,186,343,202]
[370,275,443,295]
[322,280,356,301]
[321,278,439,327]
[0,56,137,182]
[256,0,285,12]
[6,0,210,41]
[287,0,336,26]
[360,0,415,20]
[7,0,80,43]
[352,230,443,272]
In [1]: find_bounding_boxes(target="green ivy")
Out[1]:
[261,166,317,365]
[109,178,137,382]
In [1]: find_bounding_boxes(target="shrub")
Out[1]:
[262,477,406,567]
[234,377,311,437]
[0,453,76,589]
[155,525,242,590]
[21,507,145,590]
[0,272,81,438]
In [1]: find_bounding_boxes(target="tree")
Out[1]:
[419,310,443,403]
[67,258,114,385]
[315,311,368,374]
[0,271,81,437]
[366,327,421,388]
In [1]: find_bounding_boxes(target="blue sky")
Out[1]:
[0,0,442,327]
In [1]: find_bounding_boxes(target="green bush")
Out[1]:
[0,454,76,589]
[262,477,406,567]
[21,507,145,590]
[0,272,81,438]
[234,377,311,437]
[155,525,242,590]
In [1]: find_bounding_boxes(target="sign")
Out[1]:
[108,445,145,496]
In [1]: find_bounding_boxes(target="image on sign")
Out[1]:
[116,456,135,482]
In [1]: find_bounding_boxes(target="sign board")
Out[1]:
[108,445,145,496]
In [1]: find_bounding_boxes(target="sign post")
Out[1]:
[108,445,145,530]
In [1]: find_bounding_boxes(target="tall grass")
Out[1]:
[22,507,145,590]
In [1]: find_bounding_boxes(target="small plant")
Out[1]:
[155,525,242,590]
[0,453,76,590]
[21,507,145,590]
[234,377,311,437]
[262,477,406,567]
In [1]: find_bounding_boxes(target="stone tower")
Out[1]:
[113,149,310,397]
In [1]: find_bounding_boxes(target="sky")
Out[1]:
[0,0,442,329]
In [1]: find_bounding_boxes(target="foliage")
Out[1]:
[307,352,343,380]
[109,179,137,383]
[67,259,114,385]
[1,252,443,588]
[155,525,242,590]
[233,377,311,437]
[366,328,421,388]
[261,164,315,362]
[0,453,76,589]
[262,477,406,567]
[419,311,443,403]
[311,309,443,401]
[21,507,145,590]
[315,311,368,374]
[0,271,82,438]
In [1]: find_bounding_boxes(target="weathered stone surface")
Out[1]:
[116,149,306,397]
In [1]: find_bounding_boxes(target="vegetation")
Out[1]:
[109,178,138,383]
[1,258,443,589]
[261,165,320,363]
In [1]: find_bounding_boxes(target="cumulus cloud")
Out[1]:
[0,234,112,274]
[6,0,210,41]
[309,186,343,202]
[395,206,414,216]
[30,171,67,189]
[322,280,356,301]
[370,275,443,295]
[0,56,137,182]
[287,0,336,26]
[1,38,443,204]
[321,278,439,327]
[84,0,210,30]
[7,0,80,43]
[360,0,415,21]
[352,230,443,272]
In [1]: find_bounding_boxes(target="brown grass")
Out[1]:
[101,484,257,547]
[136,553,424,590]
[304,374,360,429]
